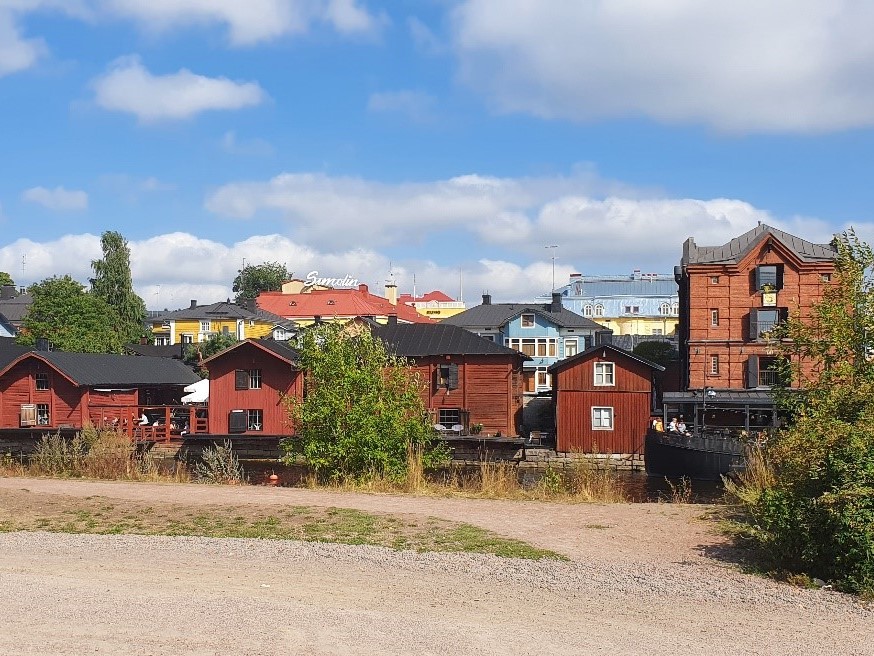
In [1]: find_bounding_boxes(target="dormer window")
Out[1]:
[583,304,593,317]
[594,304,604,317]
[521,313,535,328]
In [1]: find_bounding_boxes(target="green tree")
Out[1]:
[735,230,874,595]
[232,261,292,303]
[0,271,15,287]
[18,276,123,352]
[183,333,239,378]
[632,340,678,366]
[282,323,446,481]
[90,231,147,344]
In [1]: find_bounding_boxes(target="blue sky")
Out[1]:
[2,1,874,309]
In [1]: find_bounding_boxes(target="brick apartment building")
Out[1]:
[675,223,836,393]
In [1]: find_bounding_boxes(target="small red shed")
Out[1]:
[548,344,664,454]
[202,339,302,436]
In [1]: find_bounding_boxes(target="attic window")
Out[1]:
[521,313,535,328]
[290,300,297,306]
[327,299,336,305]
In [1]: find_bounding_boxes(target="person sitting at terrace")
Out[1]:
[652,417,664,432]
[677,417,689,435]
[668,417,679,432]
[138,412,149,425]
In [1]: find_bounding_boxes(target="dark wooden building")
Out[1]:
[0,349,200,438]
[548,344,663,454]
[201,339,302,436]
[372,322,528,437]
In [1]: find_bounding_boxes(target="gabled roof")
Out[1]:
[154,301,258,321]
[682,223,837,266]
[0,351,199,387]
[443,301,604,330]
[371,323,529,359]
[547,343,665,374]
[201,338,299,367]
[256,287,433,324]
[0,293,33,324]
[398,290,456,303]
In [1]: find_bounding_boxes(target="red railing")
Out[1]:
[90,405,208,442]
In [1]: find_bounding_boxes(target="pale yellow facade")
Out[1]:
[150,317,276,345]
[593,316,679,336]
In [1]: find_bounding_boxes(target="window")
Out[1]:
[624,305,640,314]
[438,408,460,427]
[36,403,50,425]
[651,328,664,336]
[478,333,494,342]
[506,338,556,357]
[247,409,263,431]
[594,304,604,317]
[594,362,615,386]
[154,336,170,346]
[564,339,578,357]
[583,304,593,317]
[755,264,784,291]
[536,368,550,388]
[710,355,720,375]
[235,369,262,390]
[710,309,719,327]
[821,273,831,282]
[436,363,459,390]
[659,302,672,316]
[710,276,719,284]
[671,303,679,315]
[521,313,535,328]
[749,308,788,341]
[200,320,211,332]
[35,373,49,390]
[181,334,194,344]
[592,406,614,430]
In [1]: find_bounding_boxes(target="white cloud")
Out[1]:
[22,186,89,211]
[0,9,47,76]
[205,167,820,271]
[367,90,436,123]
[451,0,874,133]
[91,56,266,122]
[100,0,384,45]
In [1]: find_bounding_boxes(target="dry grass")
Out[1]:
[0,427,189,483]
[723,445,774,506]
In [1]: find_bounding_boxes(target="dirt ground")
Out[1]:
[0,477,871,656]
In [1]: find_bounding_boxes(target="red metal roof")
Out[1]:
[256,285,434,323]
[398,290,456,303]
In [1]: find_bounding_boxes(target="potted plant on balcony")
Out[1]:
[470,423,483,435]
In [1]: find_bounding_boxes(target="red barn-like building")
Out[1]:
[202,339,302,436]
[548,344,663,454]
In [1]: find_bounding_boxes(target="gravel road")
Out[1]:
[0,477,871,656]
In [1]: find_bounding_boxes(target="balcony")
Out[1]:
[757,369,780,387]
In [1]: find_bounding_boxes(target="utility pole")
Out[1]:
[545,245,558,291]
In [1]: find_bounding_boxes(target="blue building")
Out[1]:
[443,293,611,392]
[537,271,679,341]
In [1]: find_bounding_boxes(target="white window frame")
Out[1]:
[594,304,605,317]
[659,302,671,316]
[535,367,550,389]
[710,354,720,375]
[181,333,194,344]
[35,372,50,391]
[711,309,719,327]
[583,304,593,317]
[36,403,50,425]
[651,328,664,336]
[248,369,262,389]
[564,338,578,358]
[594,362,615,386]
[592,406,614,430]
[247,409,263,431]
[199,320,211,333]
[710,276,719,284]
[520,313,536,328]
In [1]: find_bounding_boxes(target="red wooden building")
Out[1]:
[548,344,663,454]
[0,349,201,439]
[201,339,302,435]
[371,322,528,436]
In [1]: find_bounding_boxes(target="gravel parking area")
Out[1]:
[0,477,871,656]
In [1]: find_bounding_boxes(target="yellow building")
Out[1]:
[149,300,296,345]
[396,290,467,321]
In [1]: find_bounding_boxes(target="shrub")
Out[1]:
[194,440,246,485]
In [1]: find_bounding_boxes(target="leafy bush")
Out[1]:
[194,440,246,484]
[282,323,448,482]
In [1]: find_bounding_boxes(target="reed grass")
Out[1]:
[723,445,774,506]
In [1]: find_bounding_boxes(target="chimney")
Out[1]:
[0,285,16,300]
[633,269,642,281]
[482,294,492,306]
[551,292,562,313]
[387,313,398,326]
[385,282,398,306]
[190,299,197,309]
[35,337,50,352]
[358,283,369,293]
[139,336,148,345]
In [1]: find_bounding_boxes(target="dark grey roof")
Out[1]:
[443,302,604,330]
[0,339,31,369]
[156,301,257,321]
[201,338,299,366]
[372,323,528,358]
[547,343,664,374]
[254,307,298,330]
[0,294,33,324]
[1,352,199,387]
[664,390,775,405]
[682,223,837,266]
[125,343,186,359]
